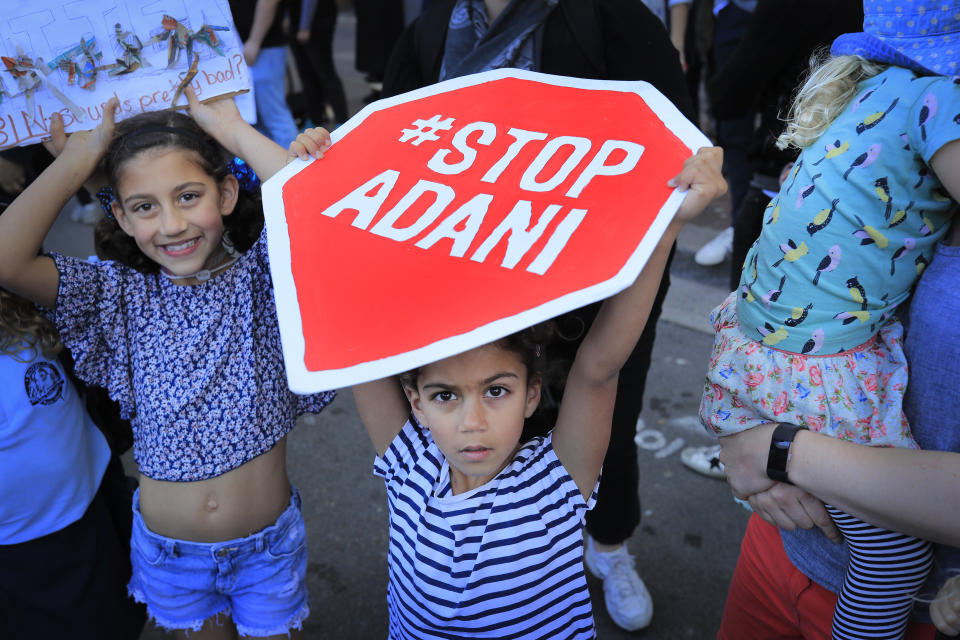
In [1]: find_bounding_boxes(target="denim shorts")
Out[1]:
[128,487,309,636]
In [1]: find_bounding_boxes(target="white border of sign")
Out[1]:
[263,68,711,393]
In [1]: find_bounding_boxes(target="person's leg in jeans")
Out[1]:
[251,46,300,147]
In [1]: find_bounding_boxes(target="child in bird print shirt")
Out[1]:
[700,18,960,640]
[733,67,955,376]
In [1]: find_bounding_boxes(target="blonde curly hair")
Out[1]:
[777,52,888,151]
[0,288,62,361]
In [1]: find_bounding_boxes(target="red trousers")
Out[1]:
[718,514,936,640]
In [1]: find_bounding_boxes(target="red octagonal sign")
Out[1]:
[263,69,710,392]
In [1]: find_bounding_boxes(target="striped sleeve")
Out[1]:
[373,418,431,483]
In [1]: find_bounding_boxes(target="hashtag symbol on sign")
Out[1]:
[399,115,456,146]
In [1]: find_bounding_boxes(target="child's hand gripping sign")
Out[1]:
[263,69,710,393]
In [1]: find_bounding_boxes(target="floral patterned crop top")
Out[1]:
[46,228,335,481]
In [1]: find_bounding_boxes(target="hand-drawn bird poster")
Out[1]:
[0,0,250,149]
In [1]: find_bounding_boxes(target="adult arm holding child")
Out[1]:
[721,424,960,547]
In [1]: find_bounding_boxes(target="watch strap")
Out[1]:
[766,423,807,484]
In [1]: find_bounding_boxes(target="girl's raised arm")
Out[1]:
[352,379,412,456]
[552,147,726,498]
[184,87,328,182]
[0,100,118,309]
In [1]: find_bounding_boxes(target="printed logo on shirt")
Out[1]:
[24,362,65,406]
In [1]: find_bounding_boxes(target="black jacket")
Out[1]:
[383,0,694,122]
[707,0,863,178]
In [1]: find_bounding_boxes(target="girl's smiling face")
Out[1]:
[405,343,541,495]
[112,147,238,284]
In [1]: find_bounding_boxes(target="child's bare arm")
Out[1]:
[185,87,287,181]
[930,139,960,203]
[352,378,413,456]
[0,100,118,309]
[552,147,726,498]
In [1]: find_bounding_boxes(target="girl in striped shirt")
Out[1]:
[348,147,725,638]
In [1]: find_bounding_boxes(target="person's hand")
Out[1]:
[932,575,960,637]
[667,146,726,225]
[288,127,332,162]
[0,156,26,194]
[748,483,842,544]
[185,86,246,150]
[243,40,260,66]
[44,98,118,164]
[296,28,310,44]
[720,424,841,543]
[719,424,779,498]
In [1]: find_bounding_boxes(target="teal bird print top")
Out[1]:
[738,66,959,355]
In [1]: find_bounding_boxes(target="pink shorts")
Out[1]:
[719,515,936,640]
[700,292,915,448]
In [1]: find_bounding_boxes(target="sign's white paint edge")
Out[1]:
[263,69,710,393]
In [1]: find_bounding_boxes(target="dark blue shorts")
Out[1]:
[1,465,145,640]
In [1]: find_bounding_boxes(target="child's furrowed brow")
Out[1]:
[421,373,519,391]
[481,372,519,385]
[421,382,456,391]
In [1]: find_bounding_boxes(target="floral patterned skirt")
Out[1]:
[699,292,916,449]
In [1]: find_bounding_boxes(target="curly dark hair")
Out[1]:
[0,287,62,360]
[0,203,62,360]
[95,109,263,272]
[399,321,563,441]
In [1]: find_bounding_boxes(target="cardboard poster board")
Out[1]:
[263,69,711,392]
[0,0,249,149]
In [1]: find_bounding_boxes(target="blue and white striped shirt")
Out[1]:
[374,420,598,639]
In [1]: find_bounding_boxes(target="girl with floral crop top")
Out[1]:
[0,90,335,638]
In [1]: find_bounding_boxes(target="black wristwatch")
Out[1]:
[766,424,807,484]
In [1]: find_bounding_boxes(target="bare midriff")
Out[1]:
[138,435,292,542]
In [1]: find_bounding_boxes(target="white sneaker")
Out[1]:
[584,535,653,631]
[680,444,726,479]
[694,226,733,266]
